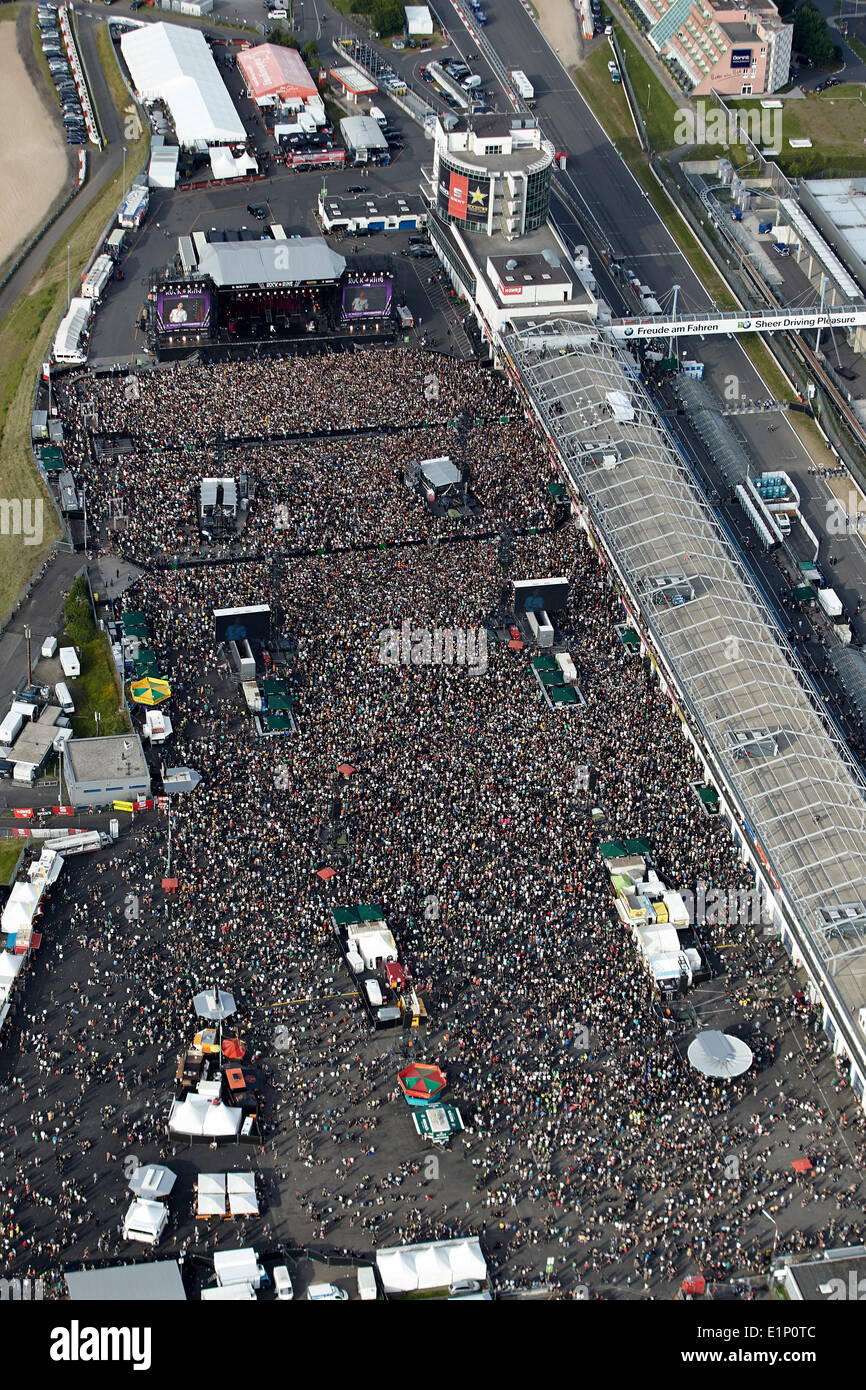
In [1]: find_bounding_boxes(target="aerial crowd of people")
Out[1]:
[2,350,863,1299]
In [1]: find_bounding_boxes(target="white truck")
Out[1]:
[144,709,173,744]
[509,69,535,104]
[242,680,262,714]
[59,647,80,678]
[817,587,844,621]
[0,710,24,747]
[44,830,112,855]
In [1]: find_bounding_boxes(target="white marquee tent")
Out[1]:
[120,22,246,147]
[196,1172,226,1216]
[168,1093,242,1140]
[1,881,43,936]
[227,1172,258,1216]
[122,1199,168,1246]
[376,1237,487,1294]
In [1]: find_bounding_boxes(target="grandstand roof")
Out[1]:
[237,43,317,101]
[120,22,246,147]
[506,320,866,1069]
[195,237,346,287]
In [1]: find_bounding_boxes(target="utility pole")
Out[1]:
[66,243,71,311]
[24,626,32,687]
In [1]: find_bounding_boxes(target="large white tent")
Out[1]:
[376,1237,487,1294]
[1,881,43,936]
[120,22,245,147]
[688,1030,754,1078]
[168,1093,242,1140]
[227,1172,258,1216]
[196,1172,226,1216]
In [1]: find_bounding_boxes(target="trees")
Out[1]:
[793,3,840,67]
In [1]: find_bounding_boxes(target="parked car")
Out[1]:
[246,203,269,219]
[66,131,87,144]
[346,184,365,193]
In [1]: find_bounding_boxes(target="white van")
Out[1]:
[307,1283,348,1301]
[41,635,58,659]
[273,1265,294,1300]
[59,647,80,678]
[369,105,387,125]
[357,1266,378,1301]
[364,978,383,1007]
[54,682,75,715]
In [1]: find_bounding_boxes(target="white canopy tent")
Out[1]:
[376,1237,487,1294]
[122,1199,168,1246]
[120,22,246,148]
[196,1172,226,1216]
[688,1030,754,1078]
[53,297,91,365]
[209,147,258,181]
[227,1172,258,1217]
[0,953,25,990]
[168,1093,242,1140]
[347,924,397,970]
[1,882,43,936]
[129,1163,176,1199]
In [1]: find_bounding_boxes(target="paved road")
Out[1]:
[429,0,866,700]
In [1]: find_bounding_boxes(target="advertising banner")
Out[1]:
[447,171,468,218]
[156,289,212,333]
[13,809,33,820]
[730,48,752,68]
[464,174,490,222]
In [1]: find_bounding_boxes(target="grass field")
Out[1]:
[731,86,866,175]
[0,4,19,20]
[66,632,130,739]
[0,838,23,887]
[0,20,150,621]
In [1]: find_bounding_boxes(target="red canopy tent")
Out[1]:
[386,961,409,989]
[792,1157,813,1173]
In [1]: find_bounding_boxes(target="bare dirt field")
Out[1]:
[0,23,69,268]
[533,0,584,69]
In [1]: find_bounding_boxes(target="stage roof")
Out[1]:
[196,237,346,287]
[65,1261,186,1301]
[120,22,246,147]
[237,43,317,100]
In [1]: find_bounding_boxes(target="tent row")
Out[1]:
[376,1237,487,1294]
